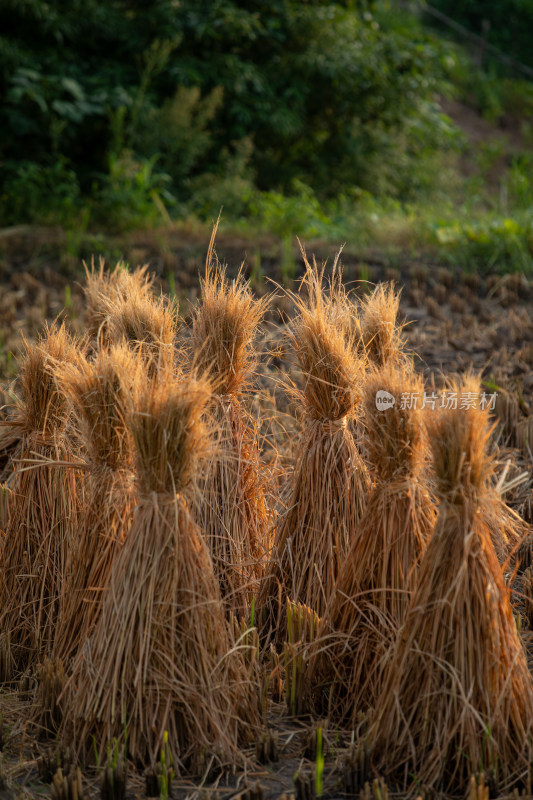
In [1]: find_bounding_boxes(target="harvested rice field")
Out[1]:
[0,230,532,800]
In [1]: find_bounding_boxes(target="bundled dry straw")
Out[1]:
[358,282,407,368]
[258,255,369,643]
[53,345,140,667]
[366,375,533,795]
[102,289,178,378]
[307,366,436,720]
[0,324,83,679]
[62,375,259,772]
[190,243,270,619]
[83,258,154,345]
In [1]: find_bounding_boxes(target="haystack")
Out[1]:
[366,375,533,795]
[53,345,139,667]
[190,239,270,619]
[62,376,259,772]
[258,255,369,645]
[306,365,435,720]
[0,324,83,679]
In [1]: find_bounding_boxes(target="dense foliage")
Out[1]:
[0,0,451,227]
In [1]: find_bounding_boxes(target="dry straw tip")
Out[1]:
[83,257,155,341]
[128,374,212,495]
[102,290,178,375]
[56,344,141,469]
[19,323,84,435]
[191,261,268,396]
[289,253,363,421]
[363,365,425,478]
[359,282,406,367]
[428,374,495,496]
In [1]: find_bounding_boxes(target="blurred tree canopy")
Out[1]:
[0,0,450,226]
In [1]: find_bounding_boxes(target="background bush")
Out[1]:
[0,0,453,228]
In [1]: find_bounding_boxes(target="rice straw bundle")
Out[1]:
[62,376,259,772]
[52,345,140,667]
[103,290,178,378]
[359,282,407,367]
[258,256,369,644]
[0,324,83,679]
[190,246,270,619]
[306,366,436,721]
[366,375,533,795]
[84,258,154,345]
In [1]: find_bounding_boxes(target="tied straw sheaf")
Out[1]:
[61,373,259,772]
[258,251,370,646]
[52,344,140,668]
[366,375,533,796]
[307,364,436,721]
[191,229,270,619]
[0,324,83,679]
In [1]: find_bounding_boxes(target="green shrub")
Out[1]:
[0,0,453,228]
[434,214,533,272]
[94,153,175,231]
[1,159,81,225]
